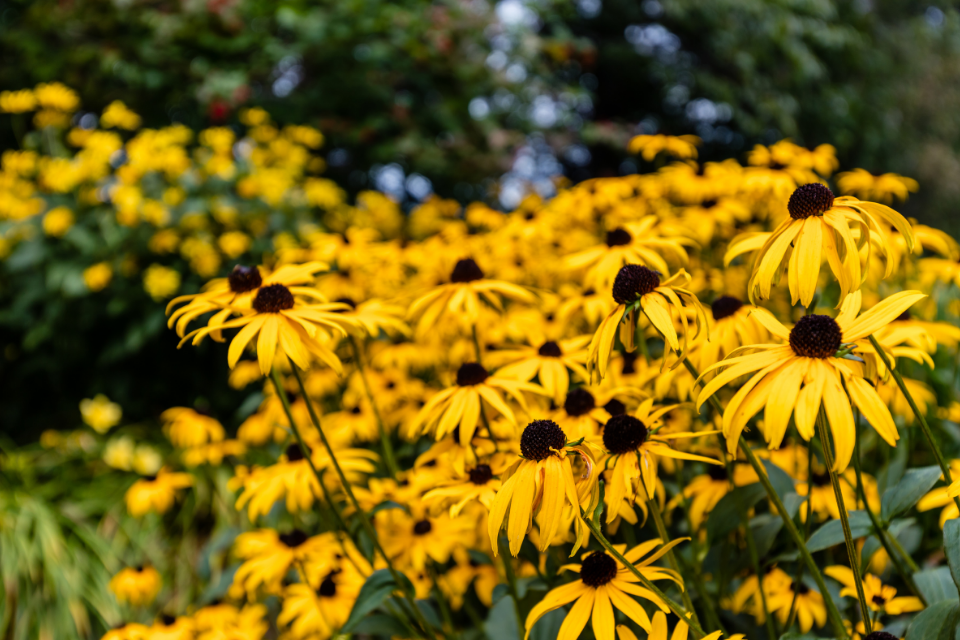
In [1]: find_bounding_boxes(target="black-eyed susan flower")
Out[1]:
[728,566,793,625]
[617,612,746,640]
[552,387,629,441]
[837,168,919,204]
[125,467,193,516]
[696,290,925,470]
[917,459,960,528]
[488,419,596,556]
[180,279,359,376]
[406,258,535,337]
[825,566,924,617]
[108,566,162,606]
[766,579,827,633]
[379,503,475,571]
[192,603,269,640]
[79,394,122,433]
[628,134,700,161]
[697,295,769,370]
[595,400,721,523]
[160,407,225,448]
[492,335,591,404]
[732,183,914,306]
[524,540,685,639]
[588,265,706,382]
[409,362,546,446]
[422,457,507,517]
[232,529,333,595]
[333,297,410,337]
[277,561,367,640]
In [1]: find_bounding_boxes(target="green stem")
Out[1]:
[647,500,705,638]
[348,335,399,478]
[787,444,815,629]
[430,561,456,637]
[586,518,707,639]
[498,539,526,640]
[682,359,849,639]
[817,407,872,635]
[282,362,437,639]
[868,335,960,513]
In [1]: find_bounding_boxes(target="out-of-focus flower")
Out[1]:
[80,394,122,433]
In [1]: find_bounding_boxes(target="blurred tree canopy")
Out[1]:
[2,0,960,438]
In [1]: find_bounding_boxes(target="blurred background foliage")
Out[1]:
[2,0,960,438]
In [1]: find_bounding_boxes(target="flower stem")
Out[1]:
[586,518,707,639]
[348,335,399,478]
[280,362,438,639]
[498,539,526,640]
[816,406,873,635]
[646,499,705,636]
[682,359,848,639]
[786,444,815,629]
[868,335,960,513]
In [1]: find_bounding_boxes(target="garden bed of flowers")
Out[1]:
[4,83,960,640]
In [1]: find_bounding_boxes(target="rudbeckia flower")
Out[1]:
[409,362,547,446]
[595,400,721,522]
[587,265,706,382]
[564,219,693,291]
[553,387,634,441]
[180,280,359,375]
[488,419,597,556]
[524,540,685,639]
[108,566,162,606]
[422,457,506,517]
[232,529,336,595]
[406,258,535,337]
[278,560,368,640]
[125,467,193,516]
[667,464,742,530]
[697,295,769,370]
[766,579,827,633]
[333,297,410,337]
[628,134,700,161]
[917,459,960,528]
[378,503,475,571]
[696,290,925,470]
[728,566,794,625]
[166,261,328,338]
[836,168,919,204]
[824,567,924,616]
[160,407,225,448]
[728,183,915,307]
[617,612,745,640]
[492,335,591,404]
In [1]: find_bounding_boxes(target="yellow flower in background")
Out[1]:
[628,134,700,161]
[42,206,74,236]
[125,468,193,516]
[161,407,225,448]
[218,230,252,258]
[837,168,919,203]
[34,82,80,112]
[101,100,142,130]
[80,394,122,433]
[109,566,161,606]
[143,263,181,300]
[83,262,113,292]
[618,612,745,640]
[0,89,37,113]
[825,566,924,616]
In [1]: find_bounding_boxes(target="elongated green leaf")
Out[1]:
[881,465,943,522]
[762,459,795,499]
[485,594,520,640]
[905,598,960,639]
[806,511,872,552]
[706,483,766,541]
[529,609,565,640]
[341,569,414,634]
[945,519,960,592]
[914,567,959,605]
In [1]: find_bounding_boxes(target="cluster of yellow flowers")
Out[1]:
[20,85,959,640]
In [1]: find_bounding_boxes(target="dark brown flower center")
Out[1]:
[319,572,338,597]
[450,258,484,283]
[456,362,489,386]
[864,633,898,640]
[896,310,911,321]
[602,414,647,454]
[252,283,294,313]
[228,265,263,293]
[604,399,626,416]
[520,420,566,460]
[872,594,887,605]
[711,295,743,321]
[286,444,305,462]
[413,519,433,535]
[791,581,810,595]
[580,551,618,587]
[621,351,638,374]
[564,388,596,417]
[468,464,493,485]
[707,465,728,481]
[787,183,834,220]
[701,199,717,209]
[612,265,660,304]
[605,228,632,247]
[789,315,842,359]
[280,530,308,548]
[538,341,562,357]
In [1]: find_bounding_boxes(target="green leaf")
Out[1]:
[905,598,960,639]
[353,614,410,636]
[529,609,565,640]
[762,459,795,499]
[881,465,943,522]
[806,511,872,552]
[945,519,960,592]
[706,483,766,541]
[914,567,959,605]
[484,594,520,640]
[341,569,414,634]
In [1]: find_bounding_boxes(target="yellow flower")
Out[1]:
[278,559,368,640]
[109,566,162,606]
[697,290,925,470]
[766,579,826,633]
[617,612,745,640]
[422,457,507,517]
[101,100,142,130]
[33,82,80,112]
[729,183,914,307]
[628,134,700,161]
[83,262,113,292]
[378,504,475,571]
[825,566,924,616]
[161,407,225,448]
[80,394,122,433]
[218,230,252,258]
[125,468,193,516]
[587,266,706,382]
[917,459,960,528]
[492,335,591,404]
[143,263,181,300]
[42,206,74,237]
[488,420,596,556]
[525,540,686,639]
[232,529,338,595]
[837,168,919,203]
[0,89,37,113]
